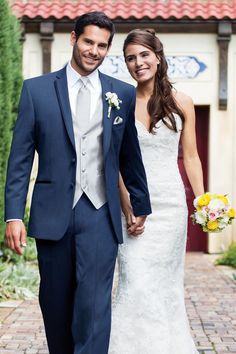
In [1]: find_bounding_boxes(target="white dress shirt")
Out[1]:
[66,61,102,121]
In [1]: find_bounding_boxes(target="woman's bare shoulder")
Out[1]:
[173,90,195,119]
[173,91,193,109]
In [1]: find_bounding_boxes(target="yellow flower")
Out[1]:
[228,208,235,218]
[198,194,211,207]
[217,195,229,205]
[207,220,219,230]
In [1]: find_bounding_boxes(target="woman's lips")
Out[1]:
[135,68,148,76]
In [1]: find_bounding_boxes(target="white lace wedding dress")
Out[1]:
[109,115,198,354]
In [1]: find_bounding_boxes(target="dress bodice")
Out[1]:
[135,114,183,185]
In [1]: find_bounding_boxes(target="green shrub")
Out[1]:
[0,0,22,248]
[0,260,39,300]
[215,243,236,268]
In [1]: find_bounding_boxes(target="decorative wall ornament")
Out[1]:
[166,56,207,79]
[100,55,207,80]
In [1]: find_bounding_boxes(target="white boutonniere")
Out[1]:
[105,92,122,118]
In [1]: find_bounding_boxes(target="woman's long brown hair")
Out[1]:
[123,29,185,134]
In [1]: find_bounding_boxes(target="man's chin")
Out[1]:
[82,63,100,74]
[85,58,103,68]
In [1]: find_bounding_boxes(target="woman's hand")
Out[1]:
[121,197,145,237]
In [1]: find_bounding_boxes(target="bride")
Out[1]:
[109,29,204,354]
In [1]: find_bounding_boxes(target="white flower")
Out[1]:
[218,221,226,229]
[195,210,207,225]
[105,92,122,118]
[106,92,113,99]
[217,215,230,229]
[222,215,230,223]
[208,198,225,211]
[193,196,200,208]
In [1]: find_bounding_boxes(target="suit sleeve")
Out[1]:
[4,81,36,221]
[119,87,152,216]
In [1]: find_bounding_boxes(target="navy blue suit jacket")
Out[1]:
[5,67,151,243]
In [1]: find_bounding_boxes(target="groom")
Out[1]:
[4,11,151,354]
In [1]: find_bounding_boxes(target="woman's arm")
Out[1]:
[176,92,205,197]
[119,173,145,235]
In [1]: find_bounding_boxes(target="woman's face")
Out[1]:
[124,43,159,84]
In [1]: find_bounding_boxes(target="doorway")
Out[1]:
[178,106,209,252]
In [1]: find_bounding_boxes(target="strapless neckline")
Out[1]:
[135,119,150,133]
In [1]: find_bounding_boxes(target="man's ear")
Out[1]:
[70,31,77,46]
[107,43,112,55]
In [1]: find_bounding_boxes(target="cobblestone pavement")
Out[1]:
[0,253,236,354]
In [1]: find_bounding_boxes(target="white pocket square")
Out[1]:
[113,116,123,125]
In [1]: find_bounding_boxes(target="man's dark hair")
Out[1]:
[74,11,115,46]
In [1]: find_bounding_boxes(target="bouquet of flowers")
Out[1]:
[191,193,235,232]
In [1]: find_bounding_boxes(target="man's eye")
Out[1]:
[99,44,108,49]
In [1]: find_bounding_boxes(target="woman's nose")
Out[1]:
[136,56,143,67]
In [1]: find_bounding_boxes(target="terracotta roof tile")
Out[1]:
[11,1,236,21]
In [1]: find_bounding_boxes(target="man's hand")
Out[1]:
[5,221,27,255]
[127,215,147,237]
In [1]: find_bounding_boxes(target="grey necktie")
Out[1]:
[76,77,91,133]
[73,77,91,207]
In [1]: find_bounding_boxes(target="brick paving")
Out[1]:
[0,253,235,354]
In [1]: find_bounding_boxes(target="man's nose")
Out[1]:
[90,45,98,56]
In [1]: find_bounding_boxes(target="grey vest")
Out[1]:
[72,98,107,209]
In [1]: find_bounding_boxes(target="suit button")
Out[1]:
[72,158,76,163]
[70,183,74,188]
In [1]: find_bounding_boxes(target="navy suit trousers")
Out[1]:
[36,194,118,354]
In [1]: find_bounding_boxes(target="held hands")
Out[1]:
[122,205,146,237]
[119,174,147,237]
[5,221,27,255]
[127,215,147,237]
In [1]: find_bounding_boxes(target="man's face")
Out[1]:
[70,25,111,76]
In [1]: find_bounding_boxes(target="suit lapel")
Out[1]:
[54,67,75,149]
[100,72,114,158]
